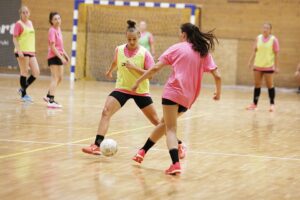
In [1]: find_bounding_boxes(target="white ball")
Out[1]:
[100,139,118,157]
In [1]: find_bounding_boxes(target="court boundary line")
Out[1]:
[1,139,299,162]
[0,114,204,159]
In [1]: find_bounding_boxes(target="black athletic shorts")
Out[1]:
[162,98,188,113]
[253,69,274,74]
[48,56,63,66]
[15,53,34,58]
[109,90,153,109]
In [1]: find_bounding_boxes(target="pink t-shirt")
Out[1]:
[159,42,217,109]
[47,26,64,59]
[13,20,35,55]
[113,45,154,70]
[254,35,280,52]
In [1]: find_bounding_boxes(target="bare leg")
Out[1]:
[97,96,122,136]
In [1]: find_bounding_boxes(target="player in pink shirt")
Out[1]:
[132,23,222,175]
[43,12,70,108]
[82,20,186,157]
[13,6,40,102]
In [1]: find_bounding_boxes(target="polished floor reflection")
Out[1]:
[0,75,299,200]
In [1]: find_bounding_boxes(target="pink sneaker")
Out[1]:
[178,143,187,159]
[246,103,257,110]
[269,104,275,112]
[132,149,145,164]
[165,162,181,175]
[82,144,101,155]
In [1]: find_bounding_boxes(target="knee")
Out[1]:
[57,76,63,84]
[151,116,160,126]
[101,107,112,118]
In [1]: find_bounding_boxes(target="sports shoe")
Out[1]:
[47,101,62,108]
[165,162,181,175]
[132,149,146,164]
[269,104,275,112]
[82,144,101,155]
[43,96,50,103]
[178,143,187,159]
[21,94,33,102]
[246,103,257,110]
[18,88,23,97]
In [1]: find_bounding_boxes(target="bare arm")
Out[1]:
[274,52,279,72]
[62,49,70,62]
[13,36,24,57]
[211,68,222,100]
[150,42,155,58]
[105,59,117,79]
[124,60,147,75]
[248,48,257,69]
[132,61,166,91]
[50,42,67,64]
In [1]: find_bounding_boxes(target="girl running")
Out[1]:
[13,6,40,102]
[131,23,221,175]
[247,23,280,112]
[82,20,185,157]
[44,12,69,108]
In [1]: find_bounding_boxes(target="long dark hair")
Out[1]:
[49,12,59,25]
[180,23,218,57]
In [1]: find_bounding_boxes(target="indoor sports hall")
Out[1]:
[0,0,299,199]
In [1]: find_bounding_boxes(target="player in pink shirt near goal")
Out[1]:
[132,23,222,175]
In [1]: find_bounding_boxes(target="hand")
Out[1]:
[274,67,279,73]
[124,60,135,69]
[64,54,70,63]
[105,70,113,79]
[60,56,67,65]
[18,51,24,58]
[131,82,139,92]
[213,92,220,101]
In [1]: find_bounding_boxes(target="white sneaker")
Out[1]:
[47,101,62,108]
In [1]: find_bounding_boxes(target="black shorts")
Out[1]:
[48,56,63,66]
[253,69,274,74]
[109,91,153,109]
[162,98,188,113]
[15,53,34,58]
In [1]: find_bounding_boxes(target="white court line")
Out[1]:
[1,139,299,162]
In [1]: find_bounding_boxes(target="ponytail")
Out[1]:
[180,23,218,57]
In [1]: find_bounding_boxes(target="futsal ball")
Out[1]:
[100,139,118,157]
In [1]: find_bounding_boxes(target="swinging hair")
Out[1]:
[180,23,218,57]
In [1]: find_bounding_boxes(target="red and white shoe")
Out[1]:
[82,144,101,155]
[132,149,145,164]
[269,104,275,112]
[178,143,187,159]
[246,103,257,110]
[165,162,181,175]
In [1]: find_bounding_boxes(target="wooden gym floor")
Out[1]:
[0,74,299,200]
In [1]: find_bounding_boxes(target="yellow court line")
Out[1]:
[0,114,204,159]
